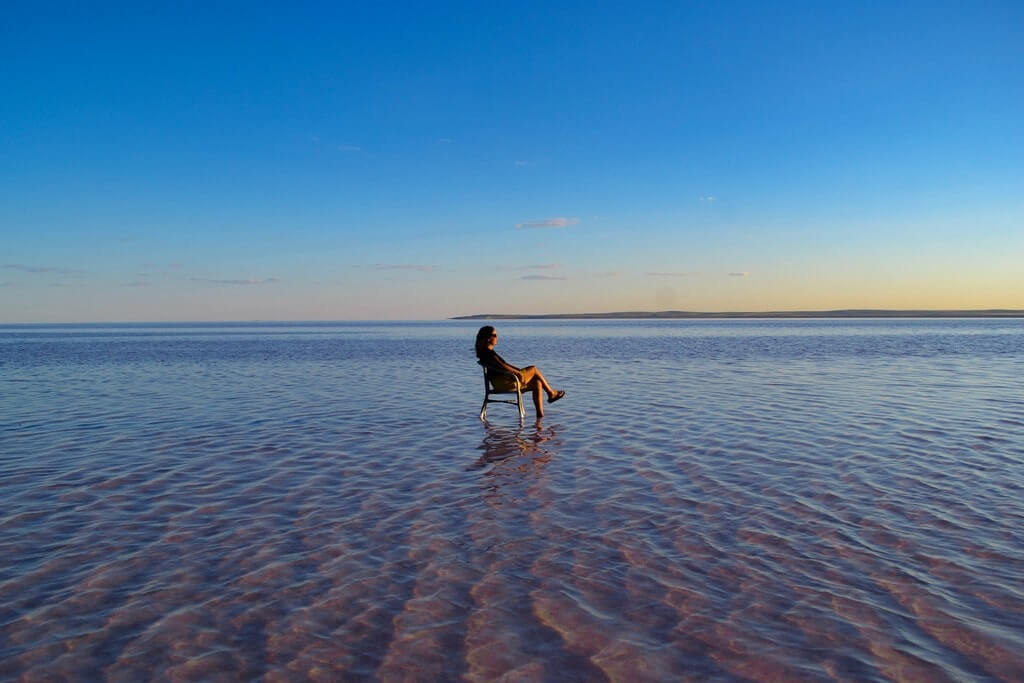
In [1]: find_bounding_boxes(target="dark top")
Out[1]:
[478,348,514,374]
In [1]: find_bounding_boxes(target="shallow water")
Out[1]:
[2,319,1023,681]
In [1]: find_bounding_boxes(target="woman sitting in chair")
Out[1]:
[475,325,565,418]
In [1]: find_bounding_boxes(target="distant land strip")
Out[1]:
[452,309,1024,320]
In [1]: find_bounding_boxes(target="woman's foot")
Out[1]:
[549,389,565,403]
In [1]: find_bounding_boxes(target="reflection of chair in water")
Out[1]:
[478,362,525,421]
[470,421,558,473]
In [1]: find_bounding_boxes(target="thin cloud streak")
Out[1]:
[515,217,579,229]
[496,263,562,272]
[191,277,281,285]
[646,271,701,277]
[3,263,83,275]
[373,264,436,272]
[728,272,749,277]
[521,274,567,281]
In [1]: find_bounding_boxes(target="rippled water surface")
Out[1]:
[2,319,1023,681]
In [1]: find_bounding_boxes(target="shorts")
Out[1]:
[489,373,522,392]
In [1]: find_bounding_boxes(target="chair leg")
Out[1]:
[478,379,524,421]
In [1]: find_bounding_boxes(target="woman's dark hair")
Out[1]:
[475,326,495,360]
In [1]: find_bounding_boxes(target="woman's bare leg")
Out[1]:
[519,366,557,398]
[530,383,544,418]
[519,366,561,418]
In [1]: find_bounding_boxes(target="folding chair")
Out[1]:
[479,363,525,421]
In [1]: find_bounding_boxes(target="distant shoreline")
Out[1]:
[452,309,1024,320]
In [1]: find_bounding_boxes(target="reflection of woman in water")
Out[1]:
[475,325,565,418]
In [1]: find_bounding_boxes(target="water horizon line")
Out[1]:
[453,308,1024,320]
[3,308,1024,326]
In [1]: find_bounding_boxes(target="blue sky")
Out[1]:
[2,1,1022,321]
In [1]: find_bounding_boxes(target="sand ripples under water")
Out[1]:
[2,320,1023,681]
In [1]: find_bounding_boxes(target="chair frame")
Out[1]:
[479,363,525,421]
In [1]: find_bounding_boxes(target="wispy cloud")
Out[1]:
[521,274,567,281]
[497,263,562,273]
[191,277,281,286]
[373,263,436,272]
[338,144,362,152]
[515,217,579,229]
[3,263,83,275]
[646,271,700,277]
[701,196,717,202]
[438,138,453,144]
[728,271,749,277]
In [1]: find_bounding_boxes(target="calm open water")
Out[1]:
[2,319,1023,681]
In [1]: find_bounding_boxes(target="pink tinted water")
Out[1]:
[1,320,1022,681]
